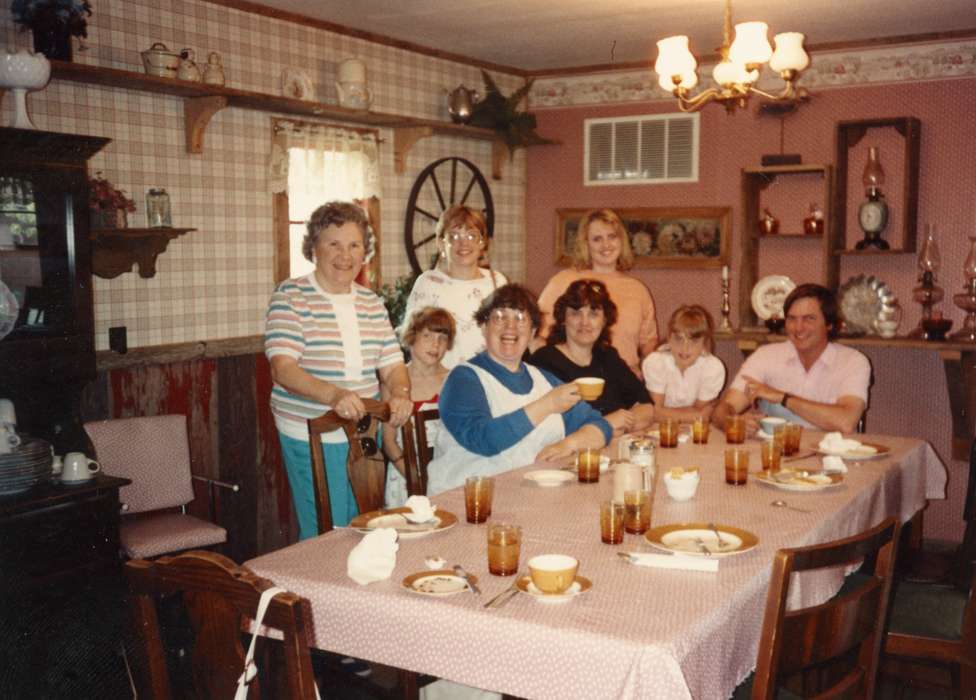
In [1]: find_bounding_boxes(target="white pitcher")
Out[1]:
[335,58,371,110]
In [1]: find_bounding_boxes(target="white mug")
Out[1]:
[0,398,16,426]
[61,451,100,483]
[0,424,20,455]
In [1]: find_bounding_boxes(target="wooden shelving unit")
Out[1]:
[49,61,555,180]
[739,164,835,327]
[90,227,196,279]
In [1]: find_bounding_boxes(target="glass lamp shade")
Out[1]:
[729,22,772,65]
[655,36,697,78]
[919,224,942,275]
[769,32,809,72]
[712,60,756,87]
[862,146,886,192]
[964,235,976,281]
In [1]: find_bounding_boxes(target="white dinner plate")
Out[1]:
[402,570,474,596]
[816,442,890,461]
[645,523,758,557]
[756,470,844,492]
[523,469,574,487]
[751,275,796,321]
[349,507,457,539]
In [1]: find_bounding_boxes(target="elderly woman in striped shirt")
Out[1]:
[265,201,412,538]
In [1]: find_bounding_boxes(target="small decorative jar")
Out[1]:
[803,202,824,236]
[758,208,779,236]
[202,52,225,86]
[146,188,172,228]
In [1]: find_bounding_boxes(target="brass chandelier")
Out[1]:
[654,0,810,113]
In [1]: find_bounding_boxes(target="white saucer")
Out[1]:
[516,575,592,603]
[523,469,574,487]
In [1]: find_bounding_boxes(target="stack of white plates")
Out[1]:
[0,437,52,496]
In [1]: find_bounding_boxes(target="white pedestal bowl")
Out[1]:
[0,50,52,129]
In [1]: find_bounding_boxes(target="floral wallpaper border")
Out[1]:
[529,39,976,108]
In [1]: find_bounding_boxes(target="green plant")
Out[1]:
[11,0,92,38]
[378,272,418,331]
[468,70,554,154]
[88,172,136,212]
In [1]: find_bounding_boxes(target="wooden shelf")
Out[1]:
[833,117,921,254]
[739,164,834,327]
[90,227,196,279]
[49,61,556,180]
[834,248,916,256]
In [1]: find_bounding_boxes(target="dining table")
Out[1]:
[246,431,948,700]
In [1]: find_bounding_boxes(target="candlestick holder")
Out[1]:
[719,277,732,332]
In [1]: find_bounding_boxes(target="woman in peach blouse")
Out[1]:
[535,209,657,377]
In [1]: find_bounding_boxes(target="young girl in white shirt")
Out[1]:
[641,305,726,422]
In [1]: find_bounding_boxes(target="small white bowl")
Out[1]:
[663,468,700,501]
[759,416,787,435]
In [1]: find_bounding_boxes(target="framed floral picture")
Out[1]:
[555,207,731,269]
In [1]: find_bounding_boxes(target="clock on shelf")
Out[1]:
[855,146,889,250]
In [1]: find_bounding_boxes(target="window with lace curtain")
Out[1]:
[269,120,383,286]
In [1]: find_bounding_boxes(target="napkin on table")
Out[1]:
[822,455,848,473]
[627,552,719,573]
[403,495,437,523]
[818,432,865,454]
[347,528,399,585]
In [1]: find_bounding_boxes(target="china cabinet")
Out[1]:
[0,127,108,453]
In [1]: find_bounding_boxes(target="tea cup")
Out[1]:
[528,554,579,595]
[575,377,605,401]
[61,451,100,483]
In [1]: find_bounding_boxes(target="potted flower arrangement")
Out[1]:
[89,172,136,229]
[11,0,92,62]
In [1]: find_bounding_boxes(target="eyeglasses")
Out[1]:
[489,309,530,327]
[447,230,482,244]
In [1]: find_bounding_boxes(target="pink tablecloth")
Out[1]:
[246,432,946,700]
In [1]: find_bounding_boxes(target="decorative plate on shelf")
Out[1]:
[281,69,315,101]
[838,274,897,335]
[751,275,796,321]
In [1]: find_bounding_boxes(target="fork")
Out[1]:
[707,523,727,549]
[484,575,521,609]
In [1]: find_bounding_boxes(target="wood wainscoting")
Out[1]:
[80,337,295,562]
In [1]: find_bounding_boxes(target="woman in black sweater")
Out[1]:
[528,279,654,435]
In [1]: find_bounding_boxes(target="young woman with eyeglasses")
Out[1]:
[534,209,658,377]
[425,284,611,495]
[400,205,507,369]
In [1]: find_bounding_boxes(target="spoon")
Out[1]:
[771,499,811,514]
[707,522,728,548]
[452,564,481,594]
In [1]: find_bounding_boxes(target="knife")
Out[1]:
[452,565,481,594]
[782,451,817,463]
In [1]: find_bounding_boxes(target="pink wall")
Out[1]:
[526,77,976,541]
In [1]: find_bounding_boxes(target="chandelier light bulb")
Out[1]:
[729,21,772,65]
[769,32,809,72]
[655,36,698,79]
[713,60,754,87]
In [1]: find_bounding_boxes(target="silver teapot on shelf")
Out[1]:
[446,85,480,124]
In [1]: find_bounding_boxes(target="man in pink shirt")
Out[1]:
[713,284,870,434]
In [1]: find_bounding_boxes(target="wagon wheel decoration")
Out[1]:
[404,157,494,276]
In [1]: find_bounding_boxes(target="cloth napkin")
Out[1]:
[403,495,437,523]
[818,431,865,454]
[627,552,719,573]
[822,455,848,473]
[347,528,399,585]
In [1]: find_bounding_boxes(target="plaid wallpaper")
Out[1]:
[0,0,526,349]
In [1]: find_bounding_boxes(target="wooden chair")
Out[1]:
[125,550,318,699]
[882,444,976,700]
[400,408,439,497]
[751,517,900,699]
[85,415,234,559]
[307,398,390,535]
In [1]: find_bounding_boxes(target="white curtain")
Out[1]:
[268,121,382,279]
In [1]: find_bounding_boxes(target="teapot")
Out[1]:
[447,85,480,124]
[335,58,372,110]
[141,42,180,78]
[177,48,201,82]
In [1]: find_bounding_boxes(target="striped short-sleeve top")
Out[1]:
[264,274,404,440]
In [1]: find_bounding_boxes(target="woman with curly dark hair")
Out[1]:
[529,279,653,435]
